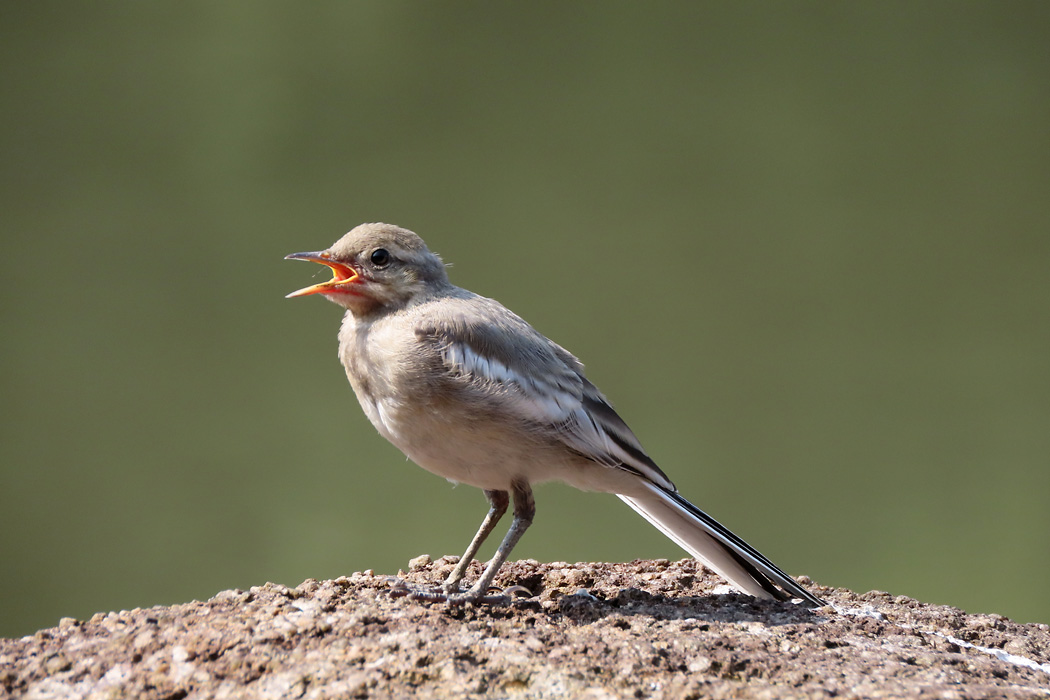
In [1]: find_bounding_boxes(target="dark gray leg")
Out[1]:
[442,489,509,592]
[452,478,535,603]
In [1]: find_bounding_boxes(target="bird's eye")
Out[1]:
[370,248,391,267]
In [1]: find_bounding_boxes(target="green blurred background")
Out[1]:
[2,2,1048,637]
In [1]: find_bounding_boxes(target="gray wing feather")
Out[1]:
[414,295,675,491]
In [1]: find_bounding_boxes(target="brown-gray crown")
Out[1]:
[328,223,449,286]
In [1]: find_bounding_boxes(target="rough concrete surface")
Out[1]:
[2,558,1048,699]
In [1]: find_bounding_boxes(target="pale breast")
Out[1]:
[339,308,446,428]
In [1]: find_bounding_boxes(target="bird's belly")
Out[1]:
[362,395,566,491]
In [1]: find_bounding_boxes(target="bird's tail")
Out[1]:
[618,483,825,607]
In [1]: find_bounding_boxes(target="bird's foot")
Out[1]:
[382,578,529,606]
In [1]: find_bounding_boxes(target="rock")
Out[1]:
[2,559,1048,699]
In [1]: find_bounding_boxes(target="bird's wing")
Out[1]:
[415,297,675,491]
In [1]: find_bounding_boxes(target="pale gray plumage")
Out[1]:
[286,222,825,607]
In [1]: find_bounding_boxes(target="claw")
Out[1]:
[379,578,413,599]
[379,578,515,606]
[445,590,511,606]
[500,585,534,599]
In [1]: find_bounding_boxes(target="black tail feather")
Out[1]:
[665,489,826,607]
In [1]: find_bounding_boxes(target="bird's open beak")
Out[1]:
[285,251,360,298]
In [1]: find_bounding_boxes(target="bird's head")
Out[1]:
[286,223,449,314]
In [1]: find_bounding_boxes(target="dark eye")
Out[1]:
[370,248,390,267]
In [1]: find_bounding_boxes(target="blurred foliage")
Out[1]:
[2,2,1048,636]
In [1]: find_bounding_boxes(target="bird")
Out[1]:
[285,222,826,607]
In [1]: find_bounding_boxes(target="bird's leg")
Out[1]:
[442,489,509,593]
[452,478,535,603]
[388,481,532,605]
